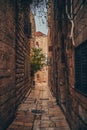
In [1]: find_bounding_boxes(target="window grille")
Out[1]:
[24,14,31,38]
[75,41,87,95]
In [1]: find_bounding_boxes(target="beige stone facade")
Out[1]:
[34,32,48,84]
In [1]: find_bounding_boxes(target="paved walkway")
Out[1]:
[7,83,70,130]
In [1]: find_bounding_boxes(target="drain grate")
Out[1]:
[40,98,49,100]
[31,109,45,115]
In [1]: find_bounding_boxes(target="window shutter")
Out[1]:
[75,41,87,95]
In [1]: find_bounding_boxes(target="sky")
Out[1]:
[35,15,48,35]
[31,1,48,35]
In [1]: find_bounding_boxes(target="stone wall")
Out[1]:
[48,0,87,130]
[0,0,32,129]
[47,0,56,97]
[67,1,87,130]
[0,0,16,129]
[15,1,31,108]
[74,1,87,47]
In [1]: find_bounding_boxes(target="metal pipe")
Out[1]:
[66,0,75,46]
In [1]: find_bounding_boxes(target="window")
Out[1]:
[24,13,31,38]
[36,42,39,48]
[75,41,87,95]
[48,46,53,52]
[37,74,39,78]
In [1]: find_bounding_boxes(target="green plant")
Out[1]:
[30,48,46,76]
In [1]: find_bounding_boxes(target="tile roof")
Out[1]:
[35,31,46,36]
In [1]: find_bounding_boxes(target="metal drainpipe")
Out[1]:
[66,0,75,46]
[66,0,75,88]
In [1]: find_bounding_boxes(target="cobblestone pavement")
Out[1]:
[7,83,70,130]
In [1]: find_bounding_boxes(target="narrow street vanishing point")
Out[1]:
[0,0,87,130]
[7,83,70,130]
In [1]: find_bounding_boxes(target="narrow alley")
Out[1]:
[0,0,87,130]
[7,83,70,130]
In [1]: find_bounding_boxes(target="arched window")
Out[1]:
[36,41,39,48]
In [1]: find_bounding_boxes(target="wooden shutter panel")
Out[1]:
[75,41,87,95]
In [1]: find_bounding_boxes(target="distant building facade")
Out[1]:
[35,32,48,84]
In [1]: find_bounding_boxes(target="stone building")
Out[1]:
[48,0,87,130]
[0,0,32,129]
[35,32,48,84]
[29,12,36,86]
[30,12,36,48]
[47,0,55,96]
